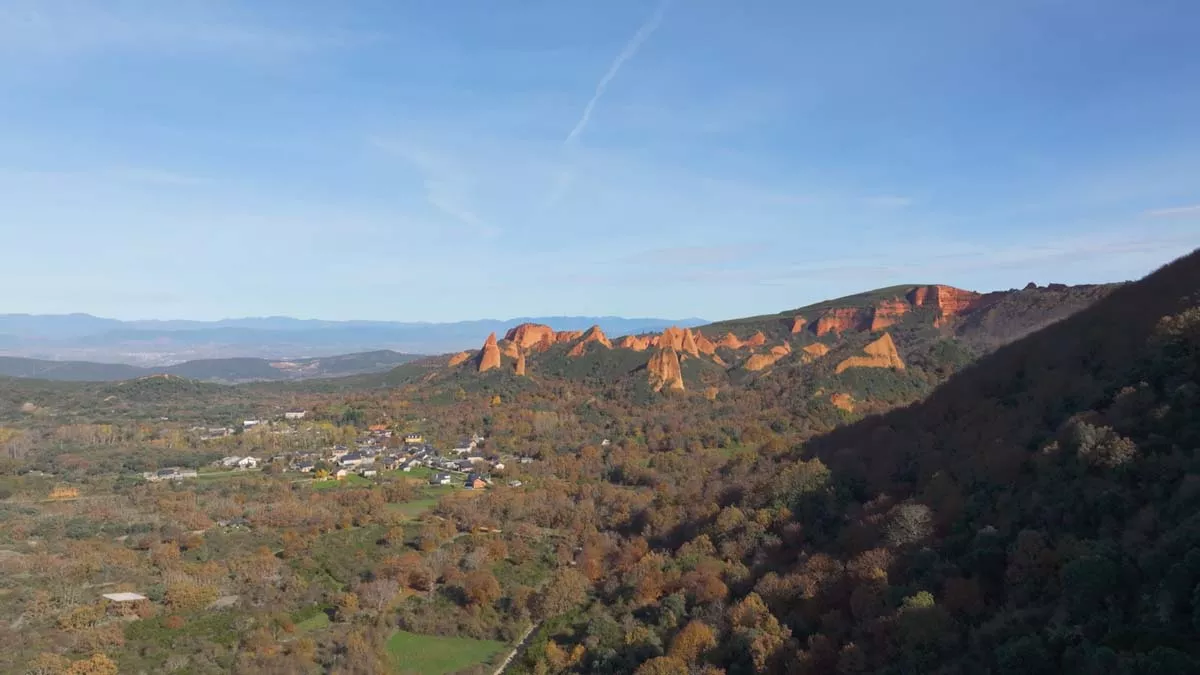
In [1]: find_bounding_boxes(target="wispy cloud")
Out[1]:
[1144,204,1200,218]
[370,138,501,240]
[564,0,671,145]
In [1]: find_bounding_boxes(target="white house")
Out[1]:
[284,411,307,420]
[243,420,263,428]
[235,457,259,470]
[360,469,378,477]
[220,456,243,468]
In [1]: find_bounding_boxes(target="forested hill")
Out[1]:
[628,249,1200,674]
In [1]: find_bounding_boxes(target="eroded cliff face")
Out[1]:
[790,316,807,334]
[617,335,651,351]
[568,325,614,357]
[908,285,983,326]
[504,323,557,350]
[500,340,521,360]
[715,332,744,350]
[555,330,584,343]
[477,332,501,372]
[448,352,472,367]
[870,299,910,331]
[744,331,768,348]
[647,347,685,392]
[515,351,526,376]
[835,333,905,373]
[693,332,717,355]
[802,343,831,359]
[744,353,782,371]
[815,308,867,336]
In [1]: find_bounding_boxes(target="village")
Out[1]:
[144,412,528,490]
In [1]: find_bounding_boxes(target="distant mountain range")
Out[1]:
[0,314,704,365]
[0,350,421,384]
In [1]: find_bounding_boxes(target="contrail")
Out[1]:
[565,0,670,145]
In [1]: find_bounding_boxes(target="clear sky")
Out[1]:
[2,0,1199,322]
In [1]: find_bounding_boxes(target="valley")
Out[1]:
[4,265,1188,674]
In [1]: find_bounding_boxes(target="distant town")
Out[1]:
[143,411,530,491]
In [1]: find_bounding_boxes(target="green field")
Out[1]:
[386,630,507,674]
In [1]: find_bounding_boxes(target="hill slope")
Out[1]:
[500,250,1200,675]
[377,281,1117,417]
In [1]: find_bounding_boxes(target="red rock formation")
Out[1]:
[616,335,651,351]
[447,352,472,367]
[769,343,792,357]
[715,332,744,350]
[653,327,702,357]
[693,332,717,355]
[835,333,905,374]
[535,333,556,352]
[744,331,768,347]
[830,393,854,412]
[681,329,700,357]
[870,299,909,331]
[515,351,526,376]
[815,308,867,336]
[647,347,684,392]
[499,340,520,360]
[711,354,729,367]
[504,323,556,350]
[744,353,783,371]
[555,330,583,343]
[580,325,612,348]
[790,316,807,334]
[477,333,501,372]
[568,326,613,357]
[907,284,982,327]
[801,343,830,361]
[704,386,719,401]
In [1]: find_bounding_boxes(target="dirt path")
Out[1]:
[492,621,540,675]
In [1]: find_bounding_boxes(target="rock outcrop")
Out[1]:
[477,333,501,373]
[500,340,520,360]
[744,353,782,372]
[515,351,526,376]
[448,351,472,367]
[835,333,905,373]
[693,332,717,355]
[715,332,744,350]
[647,347,685,392]
[704,386,719,401]
[790,316,807,334]
[617,335,651,351]
[870,299,909,331]
[801,343,831,362]
[504,323,556,350]
[555,330,584,343]
[815,308,867,336]
[568,325,613,357]
[744,331,768,347]
[908,284,982,326]
[744,342,792,371]
[830,393,855,412]
[654,327,697,356]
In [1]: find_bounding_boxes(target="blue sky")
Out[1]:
[1,0,1199,322]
